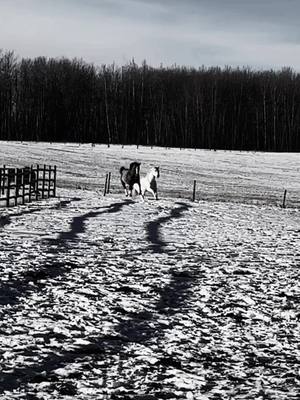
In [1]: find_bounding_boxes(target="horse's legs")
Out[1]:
[129,183,134,197]
[132,182,144,201]
[131,182,142,199]
[133,182,141,195]
[138,183,145,201]
[132,183,140,197]
[138,182,142,196]
[140,187,146,202]
[148,188,158,200]
[121,180,129,196]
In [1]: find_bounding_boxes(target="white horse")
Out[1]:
[134,166,160,200]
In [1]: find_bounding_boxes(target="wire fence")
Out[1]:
[0,164,56,207]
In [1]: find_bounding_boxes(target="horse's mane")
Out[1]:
[129,161,141,169]
[120,162,141,187]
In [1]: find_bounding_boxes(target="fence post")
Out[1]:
[1,165,5,195]
[22,168,26,205]
[36,164,40,199]
[48,165,51,198]
[14,168,19,206]
[53,165,57,197]
[29,166,33,203]
[282,189,287,209]
[192,180,197,202]
[42,164,46,199]
[104,173,108,196]
[107,172,111,194]
[6,168,11,208]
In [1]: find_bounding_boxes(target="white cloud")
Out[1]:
[1,0,300,70]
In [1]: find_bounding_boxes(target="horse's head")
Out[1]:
[129,162,141,176]
[153,166,160,178]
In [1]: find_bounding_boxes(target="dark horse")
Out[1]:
[120,162,141,197]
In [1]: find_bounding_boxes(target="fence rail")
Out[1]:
[0,164,56,207]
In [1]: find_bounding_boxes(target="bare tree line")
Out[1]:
[0,50,299,151]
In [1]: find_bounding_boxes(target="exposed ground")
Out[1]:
[0,142,299,399]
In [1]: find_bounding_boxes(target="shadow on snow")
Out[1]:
[0,200,133,307]
[0,197,82,229]
[145,202,192,253]
[0,199,201,395]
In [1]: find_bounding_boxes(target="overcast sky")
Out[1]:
[1,0,300,70]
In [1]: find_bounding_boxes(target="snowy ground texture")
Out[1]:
[0,142,299,400]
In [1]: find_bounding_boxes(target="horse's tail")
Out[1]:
[119,166,125,174]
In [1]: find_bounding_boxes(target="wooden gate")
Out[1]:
[0,164,57,207]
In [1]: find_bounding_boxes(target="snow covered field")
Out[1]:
[0,142,299,399]
[0,141,299,207]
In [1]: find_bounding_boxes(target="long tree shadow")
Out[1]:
[0,264,203,395]
[0,200,133,307]
[0,208,43,229]
[56,200,132,244]
[0,197,82,230]
[146,202,202,316]
[0,197,83,306]
[0,200,201,395]
[0,333,128,393]
[117,202,196,340]
[146,202,192,253]
[0,261,80,306]
[156,268,199,315]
